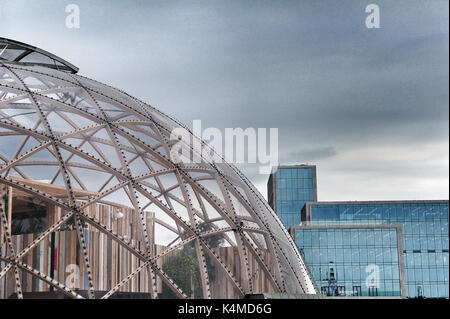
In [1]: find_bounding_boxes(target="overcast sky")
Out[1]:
[1,0,448,201]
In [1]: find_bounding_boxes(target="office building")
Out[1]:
[294,200,449,298]
[292,224,405,297]
[267,165,317,229]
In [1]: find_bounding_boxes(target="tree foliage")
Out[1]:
[160,221,225,299]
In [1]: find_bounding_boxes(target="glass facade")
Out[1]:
[303,201,449,298]
[268,166,316,229]
[294,226,403,297]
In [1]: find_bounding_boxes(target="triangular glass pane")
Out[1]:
[100,186,134,210]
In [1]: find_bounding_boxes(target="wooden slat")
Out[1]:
[11,177,99,198]
[1,198,277,298]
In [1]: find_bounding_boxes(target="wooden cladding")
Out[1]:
[1,200,275,298]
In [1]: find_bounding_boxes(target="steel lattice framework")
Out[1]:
[0,38,316,299]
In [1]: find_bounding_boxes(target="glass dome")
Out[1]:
[0,38,316,299]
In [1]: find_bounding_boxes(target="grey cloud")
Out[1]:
[0,0,448,201]
[283,146,338,163]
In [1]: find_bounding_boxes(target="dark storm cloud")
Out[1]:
[1,0,448,200]
[284,147,338,163]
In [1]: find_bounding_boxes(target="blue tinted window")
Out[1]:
[295,227,403,297]
[303,201,448,298]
